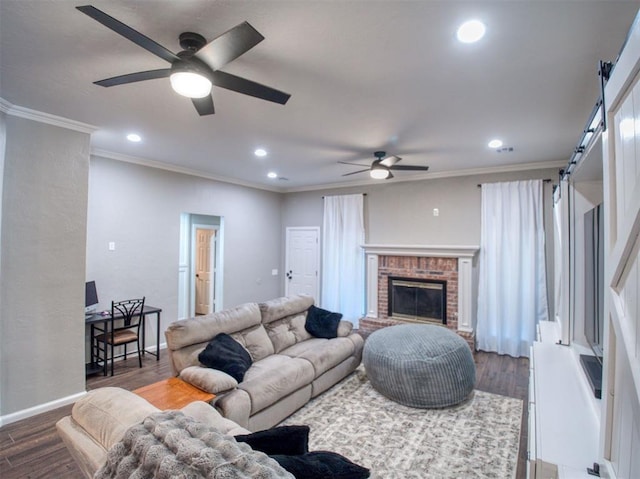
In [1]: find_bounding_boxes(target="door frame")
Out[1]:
[285,226,320,299]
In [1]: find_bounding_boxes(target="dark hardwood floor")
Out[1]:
[0,350,529,479]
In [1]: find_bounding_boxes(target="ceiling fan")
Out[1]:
[339,151,430,179]
[76,5,291,115]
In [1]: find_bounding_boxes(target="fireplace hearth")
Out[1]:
[388,276,447,324]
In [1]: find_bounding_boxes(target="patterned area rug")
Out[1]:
[280,367,523,479]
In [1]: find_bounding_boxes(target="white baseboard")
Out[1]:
[0,390,87,427]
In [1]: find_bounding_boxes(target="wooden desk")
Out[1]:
[85,305,162,376]
[133,377,215,410]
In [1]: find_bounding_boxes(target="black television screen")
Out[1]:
[85,281,99,311]
[583,204,604,361]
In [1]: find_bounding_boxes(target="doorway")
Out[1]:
[194,226,217,315]
[285,227,320,299]
[178,213,223,319]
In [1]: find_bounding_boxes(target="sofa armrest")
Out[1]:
[337,320,353,337]
[180,401,251,436]
[179,366,238,394]
[56,416,107,479]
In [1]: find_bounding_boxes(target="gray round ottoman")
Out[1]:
[363,324,476,408]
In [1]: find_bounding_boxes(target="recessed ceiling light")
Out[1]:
[255,148,268,157]
[457,20,486,43]
[488,139,503,149]
[127,133,142,143]
[267,171,278,179]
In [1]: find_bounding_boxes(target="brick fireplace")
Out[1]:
[360,245,479,350]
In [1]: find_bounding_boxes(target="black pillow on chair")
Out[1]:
[270,451,370,479]
[235,425,310,456]
[304,305,343,339]
[198,333,252,382]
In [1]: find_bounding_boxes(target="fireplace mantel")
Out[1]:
[362,244,479,258]
[362,244,479,333]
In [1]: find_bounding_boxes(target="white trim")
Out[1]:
[0,391,87,427]
[362,244,479,258]
[365,253,379,318]
[0,98,97,134]
[458,258,474,332]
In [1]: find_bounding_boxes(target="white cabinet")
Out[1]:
[528,321,600,478]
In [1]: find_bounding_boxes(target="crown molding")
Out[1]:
[0,98,97,134]
[281,160,566,193]
[91,148,283,194]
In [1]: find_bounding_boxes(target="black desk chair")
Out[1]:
[93,297,145,376]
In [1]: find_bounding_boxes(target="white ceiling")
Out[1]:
[1,1,638,191]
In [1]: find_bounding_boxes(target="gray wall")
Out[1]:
[282,168,558,318]
[0,115,90,416]
[86,157,283,348]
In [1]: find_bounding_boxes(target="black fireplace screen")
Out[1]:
[388,276,447,324]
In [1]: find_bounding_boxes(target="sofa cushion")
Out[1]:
[71,387,158,451]
[199,333,253,382]
[236,425,310,456]
[282,337,356,377]
[264,312,312,354]
[179,366,238,394]
[259,295,315,324]
[240,355,315,414]
[231,324,275,361]
[305,305,342,338]
[165,302,262,351]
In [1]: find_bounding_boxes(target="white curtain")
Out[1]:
[476,180,549,357]
[321,194,365,326]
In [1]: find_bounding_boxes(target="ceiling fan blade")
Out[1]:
[389,165,430,171]
[195,21,264,71]
[386,171,395,179]
[338,160,370,166]
[211,71,291,104]
[76,5,179,64]
[192,95,215,116]
[94,69,171,87]
[380,155,401,167]
[342,169,370,177]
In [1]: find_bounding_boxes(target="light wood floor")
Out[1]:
[0,349,529,479]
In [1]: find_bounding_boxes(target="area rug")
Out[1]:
[280,367,523,479]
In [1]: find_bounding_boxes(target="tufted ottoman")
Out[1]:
[363,324,475,408]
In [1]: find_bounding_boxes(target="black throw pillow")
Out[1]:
[198,333,252,382]
[271,451,370,479]
[235,425,310,456]
[304,305,342,339]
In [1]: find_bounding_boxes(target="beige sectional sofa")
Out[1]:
[165,294,364,431]
[56,387,258,479]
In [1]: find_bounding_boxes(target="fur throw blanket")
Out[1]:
[94,410,294,479]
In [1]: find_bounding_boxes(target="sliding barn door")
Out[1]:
[601,19,640,478]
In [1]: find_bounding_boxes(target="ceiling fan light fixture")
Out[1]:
[370,167,390,180]
[170,70,212,98]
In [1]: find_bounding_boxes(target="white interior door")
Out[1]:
[285,227,320,299]
[195,228,215,314]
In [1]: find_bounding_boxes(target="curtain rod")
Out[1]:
[322,193,368,198]
[477,179,552,188]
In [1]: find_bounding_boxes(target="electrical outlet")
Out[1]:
[433,208,439,217]
[272,269,278,276]
[108,241,116,251]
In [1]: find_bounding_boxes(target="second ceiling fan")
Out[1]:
[77,5,291,115]
[340,151,430,179]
